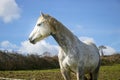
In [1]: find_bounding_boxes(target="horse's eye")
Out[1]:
[37,23,41,26]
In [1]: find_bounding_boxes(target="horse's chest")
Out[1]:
[62,55,78,72]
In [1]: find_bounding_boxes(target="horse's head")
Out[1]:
[29,13,55,44]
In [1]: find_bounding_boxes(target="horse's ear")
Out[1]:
[41,12,45,17]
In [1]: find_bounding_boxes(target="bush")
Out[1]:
[101,54,120,66]
[0,50,59,70]
[0,50,120,70]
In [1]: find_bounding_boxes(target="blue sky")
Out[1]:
[0,0,120,55]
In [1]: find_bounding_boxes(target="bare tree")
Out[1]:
[99,45,106,56]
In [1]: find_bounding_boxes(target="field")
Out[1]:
[0,64,120,80]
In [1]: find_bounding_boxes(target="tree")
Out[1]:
[99,45,106,56]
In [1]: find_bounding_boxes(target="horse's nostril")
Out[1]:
[29,38,35,44]
[29,38,31,41]
[29,38,32,42]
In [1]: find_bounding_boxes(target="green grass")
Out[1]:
[99,64,120,80]
[0,64,120,80]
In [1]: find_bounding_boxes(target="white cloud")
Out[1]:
[79,37,116,55]
[0,40,18,51]
[19,40,59,55]
[0,40,59,55]
[102,46,116,55]
[79,36,95,43]
[1,36,94,55]
[0,39,116,56]
[0,0,21,23]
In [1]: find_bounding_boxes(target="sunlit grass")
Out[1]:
[0,64,120,80]
[99,64,120,80]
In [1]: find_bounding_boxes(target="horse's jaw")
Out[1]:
[29,33,51,44]
[29,35,42,44]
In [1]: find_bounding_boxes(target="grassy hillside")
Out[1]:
[0,64,120,80]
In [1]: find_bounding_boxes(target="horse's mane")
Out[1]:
[44,14,63,27]
[44,14,75,37]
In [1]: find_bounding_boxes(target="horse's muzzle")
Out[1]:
[29,38,35,44]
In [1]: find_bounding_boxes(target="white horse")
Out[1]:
[29,13,100,80]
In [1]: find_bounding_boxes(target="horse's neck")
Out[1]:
[52,23,80,53]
